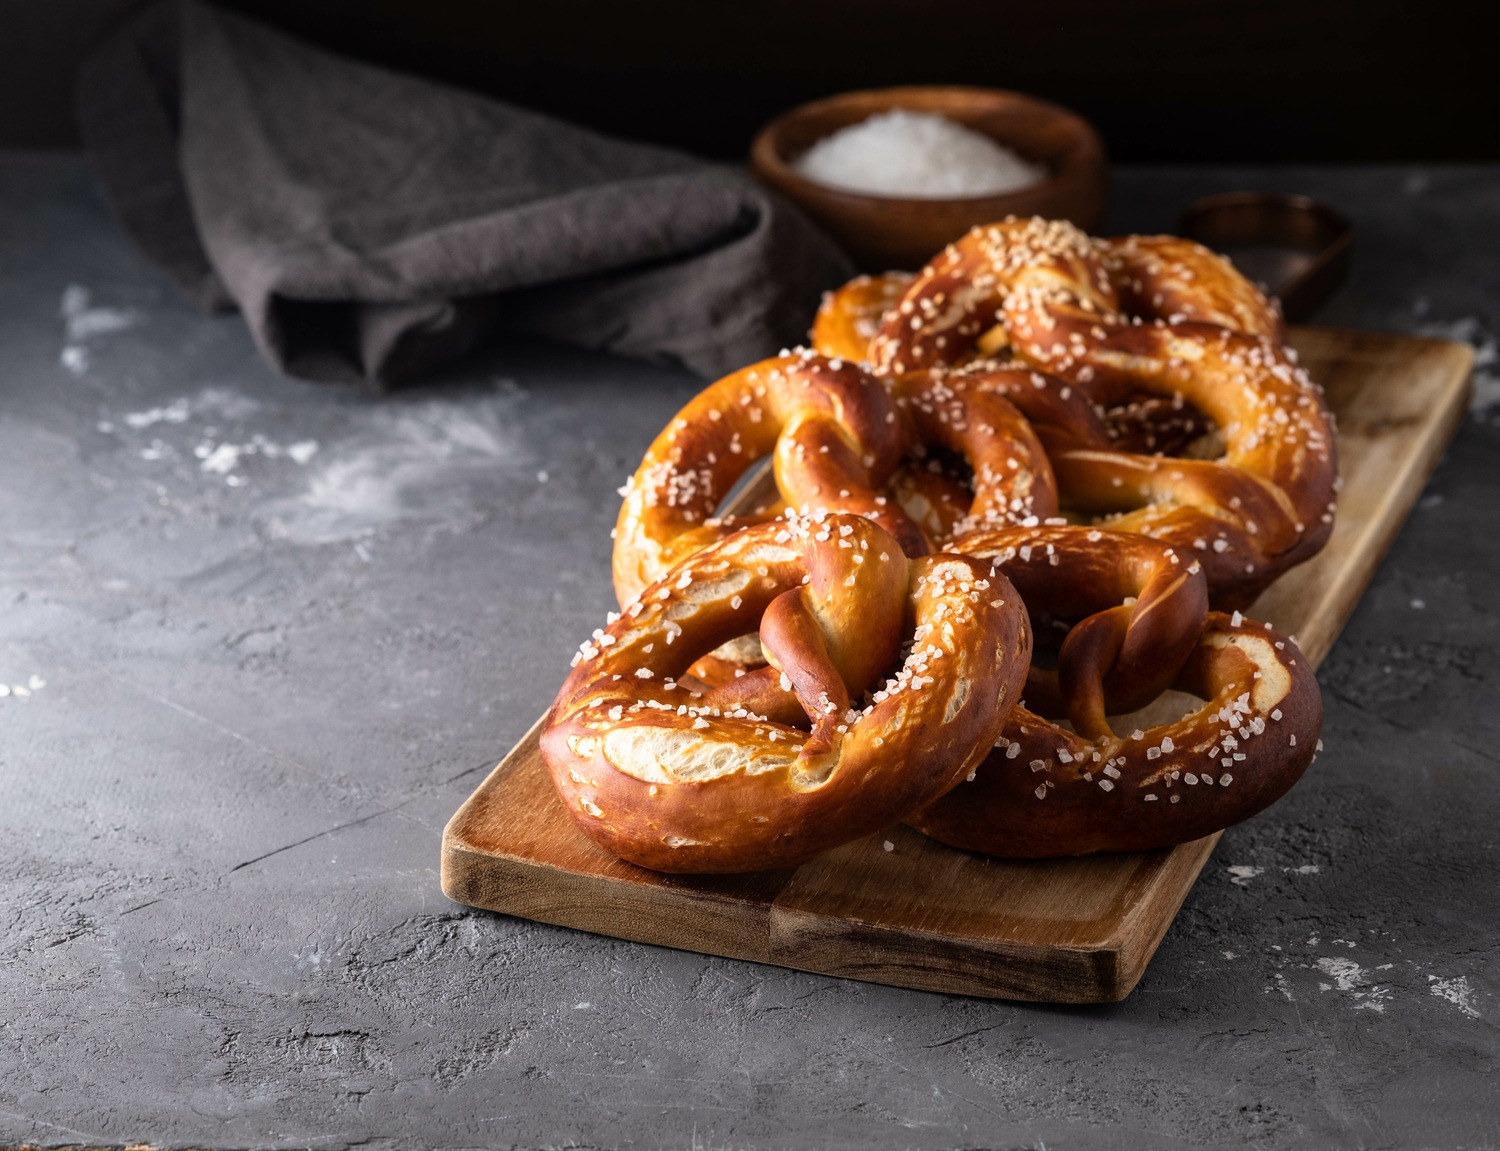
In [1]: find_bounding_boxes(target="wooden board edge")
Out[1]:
[440,836,774,967]
[1298,335,1474,667]
[1103,832,1223,1000]
[766,903,1133,1003]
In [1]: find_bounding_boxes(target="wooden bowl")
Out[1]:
[750,86,1108,272]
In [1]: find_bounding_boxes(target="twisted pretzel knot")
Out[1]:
[544,514,1031,873]
[861,219,1281,378]
[951,526,1210,739]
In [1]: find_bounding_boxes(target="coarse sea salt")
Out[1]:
[792,109,1047,200]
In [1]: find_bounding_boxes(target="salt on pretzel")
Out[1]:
[810,272,914,365]
[908,611,1322,857]
[1102,234,1283,343]
[882,362,1117,544]
[864,218,1282,378]
[544,514,1031,874]
[1045,322,1338,607]
[849,218,1336,606]
[949,525,1210,735]
[869,218,1116,377]
[887,370,1060,543]
[612,350,922,606]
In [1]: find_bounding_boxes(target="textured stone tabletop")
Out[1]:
[2,155,1497,1150]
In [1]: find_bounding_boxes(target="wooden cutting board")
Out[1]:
[442,327,1473,1003]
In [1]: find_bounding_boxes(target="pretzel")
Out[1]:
[811,272,903,365]
[949,525,1210,734]
[1102,234,1284,342]
[845,219,1336,606]
[811,272,913,364]
[908,611,1322,857]
[1044,322,1337,606]
[887,370,1059,542]
[865,218,1282,380]
[611,350,922,605]
[543,514,1032,873]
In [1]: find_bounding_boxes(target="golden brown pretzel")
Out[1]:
[611,350,922,605]
[865,218,1282,379]
[888,370,1060,542]
[1045,322,1338,607]
[544,514,1032,873]
[908,611,1322,857]
[811,272,913,364]
[853,219,1336,606]
[810,242,1214,464]
[949,525,1210,735]
[1102,234,1283,342]
[868,217,1115,376]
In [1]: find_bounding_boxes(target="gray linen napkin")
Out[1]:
[76,1,854,386]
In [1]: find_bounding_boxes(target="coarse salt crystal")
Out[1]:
[791,110,1047,200]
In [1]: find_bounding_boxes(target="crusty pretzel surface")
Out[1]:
[541,216,1337,871]
[545,514,1032,873]
[611,350,922,606]
[812,217,1338,607]
[908,611,1322,857]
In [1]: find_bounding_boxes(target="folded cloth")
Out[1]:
[76,1,854,386]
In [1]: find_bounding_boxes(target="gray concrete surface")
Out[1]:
[1,155,1496,1150]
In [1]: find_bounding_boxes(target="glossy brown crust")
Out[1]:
[1046,323,1338,608]
[1102,234,1284,342]
[908,613,1323,857]
[611,350,922,605]
[811,272,913,363]
[949,525,1210,736]
[890,370,1059,542]
[859,218,1337,607]
[544,515,1032,874]
[866,219,1284,383]
[870,218,1115,377]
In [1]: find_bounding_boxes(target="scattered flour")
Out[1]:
[109,387,315,485]
[59,284,143,376]
[195,436,318,476]
[265,388,532,545]
[1315,956,1391,1012]
[1428,974,1480,1018]
[1227,865,1264,886]
[0,674,47,701]
[125,399,191,429]
[1419,316,1499,415]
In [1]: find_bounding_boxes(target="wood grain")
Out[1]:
[442,326,1474,1003]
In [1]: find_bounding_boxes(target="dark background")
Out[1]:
[4,0,1496,161]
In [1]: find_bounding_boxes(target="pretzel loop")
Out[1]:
[612,351,922,605]
[908,612,1322,857]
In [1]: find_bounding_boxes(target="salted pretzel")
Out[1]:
[909,610,1322,857]
[543,514,1032,873]
[863,218,1281,377]
[811,272,913,364]
[948,525,1211,733]
[612,350,923,606]
[1102,234,1283,342]
[883,361,1120,544]
[836,219,1336,606]
[1044,322,1337,606]
[887,370,1059,543]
